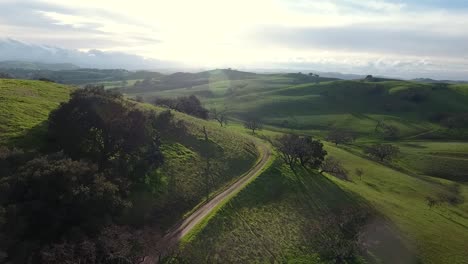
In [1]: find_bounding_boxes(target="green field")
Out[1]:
[175,141,468,263]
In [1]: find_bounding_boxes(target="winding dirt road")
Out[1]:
[143,142,272,263]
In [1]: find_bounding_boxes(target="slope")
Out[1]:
[132,78,468,138]
[175,143,468,264]
[0,78,260,234]
[0,78,71,146]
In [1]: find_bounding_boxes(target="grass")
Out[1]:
[176,141,468,263]
[128,78,468,139]
[176,156,415,263]
[2,76,468,263]
[326,144,468,264]
[119,104,261,229]
[394,141,468,182]
[0,79,71,147]
[0,78,260,233]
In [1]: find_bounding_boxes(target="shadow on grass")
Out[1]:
[175,161,419,263]
[292,167,418,264]
[5,121,48,150]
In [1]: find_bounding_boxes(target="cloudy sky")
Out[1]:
[1,0,468,79]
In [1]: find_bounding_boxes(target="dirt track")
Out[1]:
[143,142,272,263]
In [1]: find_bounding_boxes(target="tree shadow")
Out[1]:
[290,166,418,264]
[5,120,49,150]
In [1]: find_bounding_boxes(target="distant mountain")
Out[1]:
[0,60,79,71]
[0,38,177,70]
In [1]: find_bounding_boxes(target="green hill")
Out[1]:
[0,77,259,230]
[0,78,71,146]
[176,142,468,263]
[127,77,468,138]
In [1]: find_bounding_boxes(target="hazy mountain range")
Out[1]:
[0,38,176,70]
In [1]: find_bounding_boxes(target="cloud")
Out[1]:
[254,25,468,58]
[0,38,176,69]
[0,0,467,79]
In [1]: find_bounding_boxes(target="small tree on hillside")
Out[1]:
[210,108,228,127]
[326,129,354,146]
[244,117,262,134]
[365,144,400,162]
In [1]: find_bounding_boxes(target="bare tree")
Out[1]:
[320,156,348,179]
[364,144,400,162]
[210,108,228,127]
[244,117,263,134]
[326,129,354,146]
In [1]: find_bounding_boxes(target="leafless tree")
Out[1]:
[210,108,228,127]
[244,117,263,134]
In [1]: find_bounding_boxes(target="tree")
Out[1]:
[47,86,164,185]
[296,136,327,168]
[244,117,262,134]
[364,144,400,162]
[274,134,327,169]
[375,120,400,140]
[274,134,300,167]
[326,129,354,146]
[153,95,209,119]
[210,108,228,127]
[320,156,348,179]
[0,153,128,260]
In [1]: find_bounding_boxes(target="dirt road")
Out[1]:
[143,142,272,263]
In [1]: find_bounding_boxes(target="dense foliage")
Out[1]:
[48,86,164,186]
[0,86,169,263]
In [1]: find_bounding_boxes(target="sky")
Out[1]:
[0,0,468,79]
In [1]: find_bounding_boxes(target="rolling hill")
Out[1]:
[0,78,260,231]
[125,74,468,139]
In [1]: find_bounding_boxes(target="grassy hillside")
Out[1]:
[0,79,71,146]
[129,78,468,138]
[136,105,259,228]
[0,78,259,231]
[176,142,468,263]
